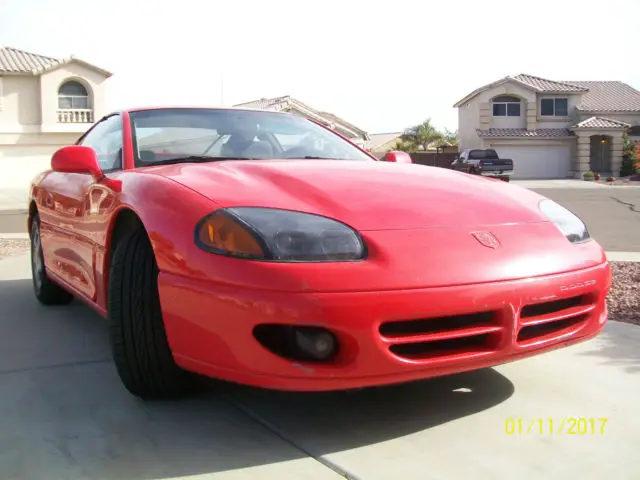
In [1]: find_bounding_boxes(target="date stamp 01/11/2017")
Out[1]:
[505,417,608,435]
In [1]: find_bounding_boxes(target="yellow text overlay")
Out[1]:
[505,417,608,435]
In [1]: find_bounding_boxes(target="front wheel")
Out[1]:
[30,214,74,305]
[107,227,196,400]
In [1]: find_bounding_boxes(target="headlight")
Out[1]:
[538,199,590,244]
[195,207,366,262]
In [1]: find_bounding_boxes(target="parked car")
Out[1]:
[27,106,611,400]
[452,148,513,180]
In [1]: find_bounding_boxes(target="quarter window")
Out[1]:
[492,95,521,117]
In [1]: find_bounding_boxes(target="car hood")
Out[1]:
[147,159,549,231]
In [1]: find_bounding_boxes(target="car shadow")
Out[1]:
[0,277,514,479]
[577,320,640,374]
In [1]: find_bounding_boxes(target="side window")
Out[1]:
[79,114,123,172]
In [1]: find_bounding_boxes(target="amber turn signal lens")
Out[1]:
[196,211,265,258]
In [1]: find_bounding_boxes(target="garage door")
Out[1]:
[490,145,571,179]
[0,145,59,190]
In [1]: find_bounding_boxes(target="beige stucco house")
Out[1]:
[233,95,370,147]
[0,47,112,192]
[454,74,640,179]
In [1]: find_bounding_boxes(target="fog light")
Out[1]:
[253,324,340,362]
[294,328,337,360]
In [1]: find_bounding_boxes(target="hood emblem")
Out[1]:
[471,231,501,249]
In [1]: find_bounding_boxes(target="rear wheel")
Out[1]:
[107,226,195,399]
[30,214,74,305]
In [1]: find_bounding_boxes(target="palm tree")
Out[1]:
[441,128,459,147]
[400,118,444,152]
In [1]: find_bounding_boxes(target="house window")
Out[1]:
[492,95,521,117]
[540,98,568,116]
[58,80,89,109]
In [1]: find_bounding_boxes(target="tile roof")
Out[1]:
[571,116,631,129]
[234,95,369,139]
[511,74,588,93]
[364,132,403,150]
[476,128,573,138]
[562,81,640,112]
[234,95,291,111]
[0,46,112,77]
[0,46,60,73]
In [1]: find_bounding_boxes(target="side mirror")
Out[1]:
[383,151,412,163]
[51,145,103,179]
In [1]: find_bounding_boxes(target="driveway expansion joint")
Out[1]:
[222,393,359,480]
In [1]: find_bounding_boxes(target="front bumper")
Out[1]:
[480,169,513,176]
[158,260,611,391]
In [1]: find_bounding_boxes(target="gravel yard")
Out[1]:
[608,261,640,326]
[0,238,29,260]
[0,239,637,326]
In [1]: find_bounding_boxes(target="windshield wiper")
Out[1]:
[144,155,252,166]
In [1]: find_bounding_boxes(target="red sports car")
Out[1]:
[27,106,612,399]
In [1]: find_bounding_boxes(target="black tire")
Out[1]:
[107,226,195,399]
[30,214,74,305]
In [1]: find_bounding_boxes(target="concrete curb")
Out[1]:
[0,233,29,240]
[0,208,28,215]
[606,252,640,262]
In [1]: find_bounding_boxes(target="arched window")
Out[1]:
[492,95,521,117]
[58,80,89,109]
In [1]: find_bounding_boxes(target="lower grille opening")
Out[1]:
[517,314,588,343]
[380,311,497,338]
[521,294,591,318]
[389,333,495,360]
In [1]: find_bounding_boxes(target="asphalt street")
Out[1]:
[0,211,25,234]
[530,187,640,252]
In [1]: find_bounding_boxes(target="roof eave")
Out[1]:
[571,125,630,130]
[0,70,37,76]
[288,99,369,139]
[576,108,640,113]
[33,57,113,78]
[453,77,511,107]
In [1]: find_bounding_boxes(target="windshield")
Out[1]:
[129,108,374,167]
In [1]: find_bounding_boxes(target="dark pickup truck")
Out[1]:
[451,149,513,180]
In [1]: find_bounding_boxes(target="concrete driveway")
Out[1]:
[1,252,639,479]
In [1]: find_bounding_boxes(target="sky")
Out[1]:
[2,0,639,135]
